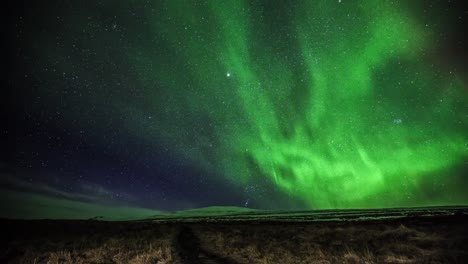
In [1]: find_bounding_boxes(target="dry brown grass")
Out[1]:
[14,238,174,264]
[2,216,467,264]
[190,221,467,264]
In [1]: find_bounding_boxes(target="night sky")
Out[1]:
[4,0,468,219]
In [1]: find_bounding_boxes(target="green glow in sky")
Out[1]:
[130,0,467,209]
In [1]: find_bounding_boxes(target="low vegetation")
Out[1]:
[1,214,467,263]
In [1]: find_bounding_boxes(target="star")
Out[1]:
[393,119,402,124]
[226,72,231,77]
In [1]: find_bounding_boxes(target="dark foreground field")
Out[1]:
[1,207,468,264]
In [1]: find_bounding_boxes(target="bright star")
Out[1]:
[226,72,231,77]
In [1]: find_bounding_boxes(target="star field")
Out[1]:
[4,0,468,217]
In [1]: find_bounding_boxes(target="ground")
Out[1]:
[1,207,467,263]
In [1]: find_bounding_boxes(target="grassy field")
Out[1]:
[1,207,467,263]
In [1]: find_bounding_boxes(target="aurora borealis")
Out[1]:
[4,0,468,217]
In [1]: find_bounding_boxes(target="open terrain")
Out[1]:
[1,206,467,263]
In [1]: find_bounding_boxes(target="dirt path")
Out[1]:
[176,226,238,264]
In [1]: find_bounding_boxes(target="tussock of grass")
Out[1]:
[19,238,174,264]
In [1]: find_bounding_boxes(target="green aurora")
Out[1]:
[20,0,467,212]
[126,0,467,209]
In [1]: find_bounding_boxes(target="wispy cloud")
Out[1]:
[0,173,135,205]
[0,173,162,220]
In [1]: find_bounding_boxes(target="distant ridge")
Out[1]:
[148,206,259,218]
[147,205,468,223]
